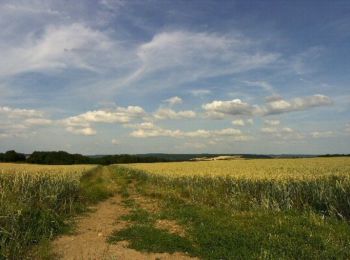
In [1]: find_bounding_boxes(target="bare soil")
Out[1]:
[52,193,196,260]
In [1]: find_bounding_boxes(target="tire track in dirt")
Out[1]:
[52,167,197,260]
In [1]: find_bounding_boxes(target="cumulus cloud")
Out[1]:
[62,106,145,135]
[232,119,245,126]
[232,118,254,126]
[0,106,44,118]
[66,126,96,136]
[202,94,332,118]
[163,96,182,106]
[262,94,332,115]
[111,138,120,145]
[0,106,52,138]
[65,106,145,125]
[264,119,280,126]
[129,122,249,141]
[153,108,196,120]
[261,126,304,140]
[311,131,334,138]
[203,99,259,117]
[24,118,53,126]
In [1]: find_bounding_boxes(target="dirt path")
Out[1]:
[52,168,196,260]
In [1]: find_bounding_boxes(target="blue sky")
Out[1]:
[0,0,349,154]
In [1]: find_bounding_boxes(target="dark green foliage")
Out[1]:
[108,225,196,255]
[26,151,168,165]
[0,150,26,162]
[27,151,90,165]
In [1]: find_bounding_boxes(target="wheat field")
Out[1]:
[127,157,350,180]
[0,163,96,258]
[126,157,350,218]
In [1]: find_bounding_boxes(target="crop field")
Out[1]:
[121,157,350,258]
[127,157,350,180]
[127,158,350,217]
[0,164,96,259]
[1,159,350,259]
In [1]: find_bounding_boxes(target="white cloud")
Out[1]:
[311,131,334,138]
[129,123,249,141]
[203,99,258,117]
[0,106,44,118]
[0,23,119,77]
[24,118,52,126]
[232,118,254,126]
[111,138,120,145]
[264,119,280,126]
[153,108,196,120]
[66,126,96,136]
[0,106,52,138]
[203,94,332,118]
[262,94,332,115]
[232,119,245,126]
[163,96,182,106]
[62,106,145,135]
[126,31,280,86]
[64,106,145,126]
[246,119,254,125]
[261,126,304,140]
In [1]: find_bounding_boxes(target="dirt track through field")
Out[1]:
[52,167,196,260]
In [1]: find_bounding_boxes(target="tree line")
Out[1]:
[0,150,168,165]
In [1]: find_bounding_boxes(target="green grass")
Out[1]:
[111,165,350,260]
[108,225,195,254]
[157,197,350,259]
[0,166,120,259]
[121,207,156,225]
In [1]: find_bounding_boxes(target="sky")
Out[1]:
[0,0,349,154]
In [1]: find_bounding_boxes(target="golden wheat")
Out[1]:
[127,157,350,180]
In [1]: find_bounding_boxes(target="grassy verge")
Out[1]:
[0,166,120,259]
[112,166,350,259]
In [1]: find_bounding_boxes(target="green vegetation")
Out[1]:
[0,150,26,162]
[108,225,195,254]
[27,151,169,165]
[128,158,350,219]
[1,158,350,259]
[113,159,350,259]
[108,191,196,256]
[0,164,114,259]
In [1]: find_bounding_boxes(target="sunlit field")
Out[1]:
[126,157,350,217]
[128,157,350,180]
[1,159,350,259]
[0,163,96,258]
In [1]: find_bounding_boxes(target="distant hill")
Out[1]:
[136,153,273,161]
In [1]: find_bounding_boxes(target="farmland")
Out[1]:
[1,158,350,259]
[0,164,96,259]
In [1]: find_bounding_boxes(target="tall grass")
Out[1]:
[0,164,96,259]
[126,157,350,218]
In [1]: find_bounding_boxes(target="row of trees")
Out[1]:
[0,150,26,162]
[0,150,168,165]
